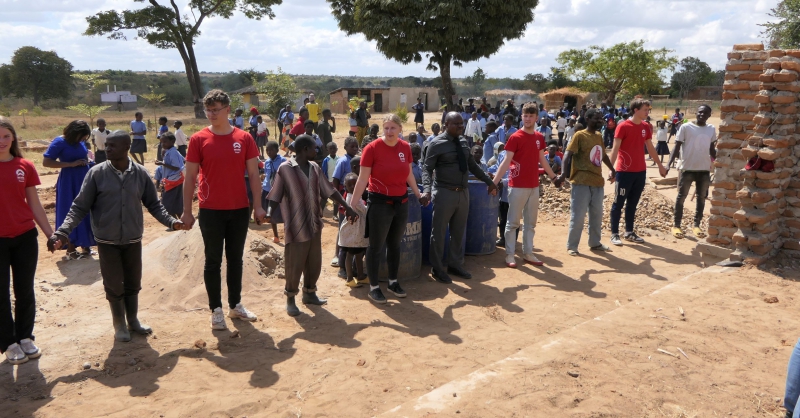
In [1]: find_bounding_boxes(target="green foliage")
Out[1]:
[84,0,283,117]
[18,109,28,129]
[557,40,677,103]
[66,104,111,129]
[393,104,408,123]
[327,0,539,107]
[464,68,487,96]
[32,106,44,117]
[0,46,73,106]
[760,0,800,49]
[229,94,244,114]
[253,68,299,120]
[670,57,715,98]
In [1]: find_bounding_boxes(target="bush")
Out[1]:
[393,103,408,123]
[32,106,44,116]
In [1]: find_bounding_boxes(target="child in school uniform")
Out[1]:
[321,142,341,215]
[91,118,110,163]
[156,116,168,163]
[410,143,423,189]
[329,137,359,271]
[129,112,147,165]
[173,120,188,157]
[654,120,670,166]
[564,119,576,151]
[256,115,269,159]
[471,145,490,173]
[266,135,357,317]
[338,172,368,288]
[155,132,185,218]
[261,141,286,243]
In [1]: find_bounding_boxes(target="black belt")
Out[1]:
[438,185,466,192]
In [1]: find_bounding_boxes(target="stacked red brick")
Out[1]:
[707,43,800,263]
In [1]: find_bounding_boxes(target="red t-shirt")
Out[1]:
[614,119,651,172]
[0,157,41,238]
[186,127,259,210]
[504,130,545,188]
[289,117,306,137]
[361,138,411,197]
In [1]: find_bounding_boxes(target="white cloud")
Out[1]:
[0,0,781,79]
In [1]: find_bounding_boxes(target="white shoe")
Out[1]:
[4,343,28,365]
[330,256,339,267]
[522,253,544,266]
[228,303,258,322]
[505,254,517,268]
[211,307,228,330]
[19,338,41,359]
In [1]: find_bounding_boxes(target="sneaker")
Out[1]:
[330,256,340,267]
[228,303,257,322]
[505,254,517,268]
[211,307,228,330]
[610,234,623,246]
[567,249,579,256]
[523,253,544,266]
[4,343,28,365]
[590,244,612,252]
[368,288,387,304]
[623,232,645,243]
[387,282,407,298]
[19,338,41,359]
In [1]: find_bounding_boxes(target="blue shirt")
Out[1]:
[261,155,287,192]
[495,125,517,143]
[230,116,244,129]
[332,153,354,185]
[249,115,259,128]
[482,133,499,165]
[154,166,164,183]
[489,151,509,202]
[131,120,146,140]
[162,147,184,181]
[280,110,294,125]
[412,162,423,191]
[321,155,340,180]
[538,110,549,120]
[544,154,562,167]
[157,125,168,139]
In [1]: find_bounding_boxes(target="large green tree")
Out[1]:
[760,0,800,49]
[0,46,73,106]
[327,0,539,108]
[670,56,714,99]
[557,40,676,104]
[84,0,282,118]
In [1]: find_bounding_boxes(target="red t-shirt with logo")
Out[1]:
[361,138,411,197]
[0,157,41,238]
[504,129,545,188]
[186,127,259,210]
[614,119,651,172]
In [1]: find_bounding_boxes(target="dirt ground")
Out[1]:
[5,110,797,418]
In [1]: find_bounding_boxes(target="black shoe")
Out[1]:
[387,282,407,298]
[338,268,347,279]
[302,292,328,305]
[447,266,472,279]
[368,288,387,304]
[286,296,300,316]
[496,238,505,247]
[431,269,452,284]
[123,295,152,335]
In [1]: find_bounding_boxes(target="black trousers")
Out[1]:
[97,242,142,302]
[199,208,249,311]
[0,228,38,352]
[366,200,408,286]
[675,171,711,227]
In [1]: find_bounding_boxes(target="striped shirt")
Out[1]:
[267,158,335,244]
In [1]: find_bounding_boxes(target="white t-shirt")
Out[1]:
[257,121,268,135]
[174,128,188,146]
[656,127,668,143]
[556,117,567,133]
[338,194,368,248]
[676,122,716,171]
[91,128,110,151]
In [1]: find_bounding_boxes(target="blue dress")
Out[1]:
[44,137,96,248]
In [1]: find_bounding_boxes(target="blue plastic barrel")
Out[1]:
[465,179,499,255]
[377,190,421,281]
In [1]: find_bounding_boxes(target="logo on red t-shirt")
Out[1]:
[16,169,25,183]
[399,152,406,163]
[233,142,242,154]
[641,129,646,137]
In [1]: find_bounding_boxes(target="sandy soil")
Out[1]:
[5,111,794,418]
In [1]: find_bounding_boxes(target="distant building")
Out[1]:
[687,86,723,100]
[328,87,440,114]
[100,87,137,111]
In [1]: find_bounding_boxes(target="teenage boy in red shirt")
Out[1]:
[182,89,266,330]
[608,98,667,246]
[491,102,561,268]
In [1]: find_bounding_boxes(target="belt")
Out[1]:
[438,185,466,192]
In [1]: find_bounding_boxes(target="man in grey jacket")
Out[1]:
[48,131,187,342]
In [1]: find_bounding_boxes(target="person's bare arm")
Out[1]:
[43,157,85,168]
[645,139,667,177]
[26,187,53,237]
[666,141,682,171]
[351,166,372,206]
[181,161,199,228]
[491,151,514,185]
[246,157,266,223]
[539,149,558,180]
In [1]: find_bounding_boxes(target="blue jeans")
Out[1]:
[610,171,646,235]
[785,338,800,417]
[567,184,604,251]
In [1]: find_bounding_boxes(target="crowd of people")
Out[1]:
[0,89,719,367]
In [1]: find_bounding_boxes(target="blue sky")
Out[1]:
[0,0,780,78]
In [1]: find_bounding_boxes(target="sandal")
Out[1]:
[345,279,362,288]
[672,227,684,239]
[692,227,706,238]
[66,251,86,260]
[272,236,280,244]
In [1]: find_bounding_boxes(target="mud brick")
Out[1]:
[733,44,765,51]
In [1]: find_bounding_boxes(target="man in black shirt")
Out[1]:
[422,112,498,284]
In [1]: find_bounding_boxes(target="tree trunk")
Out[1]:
[439,56,456,110]
[185,43,206,119]
[605,91,617,105]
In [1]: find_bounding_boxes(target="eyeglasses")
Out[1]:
[204,107,228,115]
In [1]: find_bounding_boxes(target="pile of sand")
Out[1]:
[139,228,285,310]
[537,182,709,235]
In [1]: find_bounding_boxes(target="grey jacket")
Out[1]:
[56,159,175,245]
